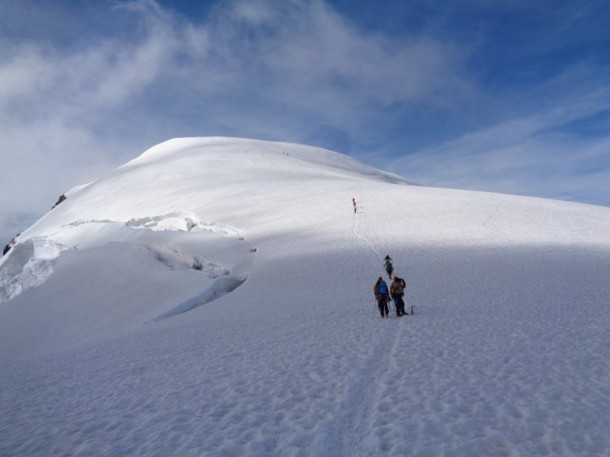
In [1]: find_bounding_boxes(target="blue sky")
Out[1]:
[1,0,609,243]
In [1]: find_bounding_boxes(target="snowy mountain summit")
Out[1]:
[2,137,610,457]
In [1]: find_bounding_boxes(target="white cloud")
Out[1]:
[0,47,53,106]
[1,0,469,143]
[390,90,610,205]
[230,0,469,121]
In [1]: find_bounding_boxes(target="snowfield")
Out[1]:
[1,137,609,457]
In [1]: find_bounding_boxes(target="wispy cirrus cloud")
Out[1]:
[391,76,610,205]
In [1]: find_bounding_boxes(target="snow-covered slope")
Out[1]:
[1,137,609,457]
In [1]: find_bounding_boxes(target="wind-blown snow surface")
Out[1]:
[1,137,610,457]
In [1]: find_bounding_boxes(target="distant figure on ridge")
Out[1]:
[390,275,407,317]
[374,277,390,318]
[384,255,393,279]
[352,198,357,214]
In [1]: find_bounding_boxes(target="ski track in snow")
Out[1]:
[309,200,410,456]
[352,210,382,262]
[311,317,407,456]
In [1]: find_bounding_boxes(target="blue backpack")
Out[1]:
[378,281,388,295]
